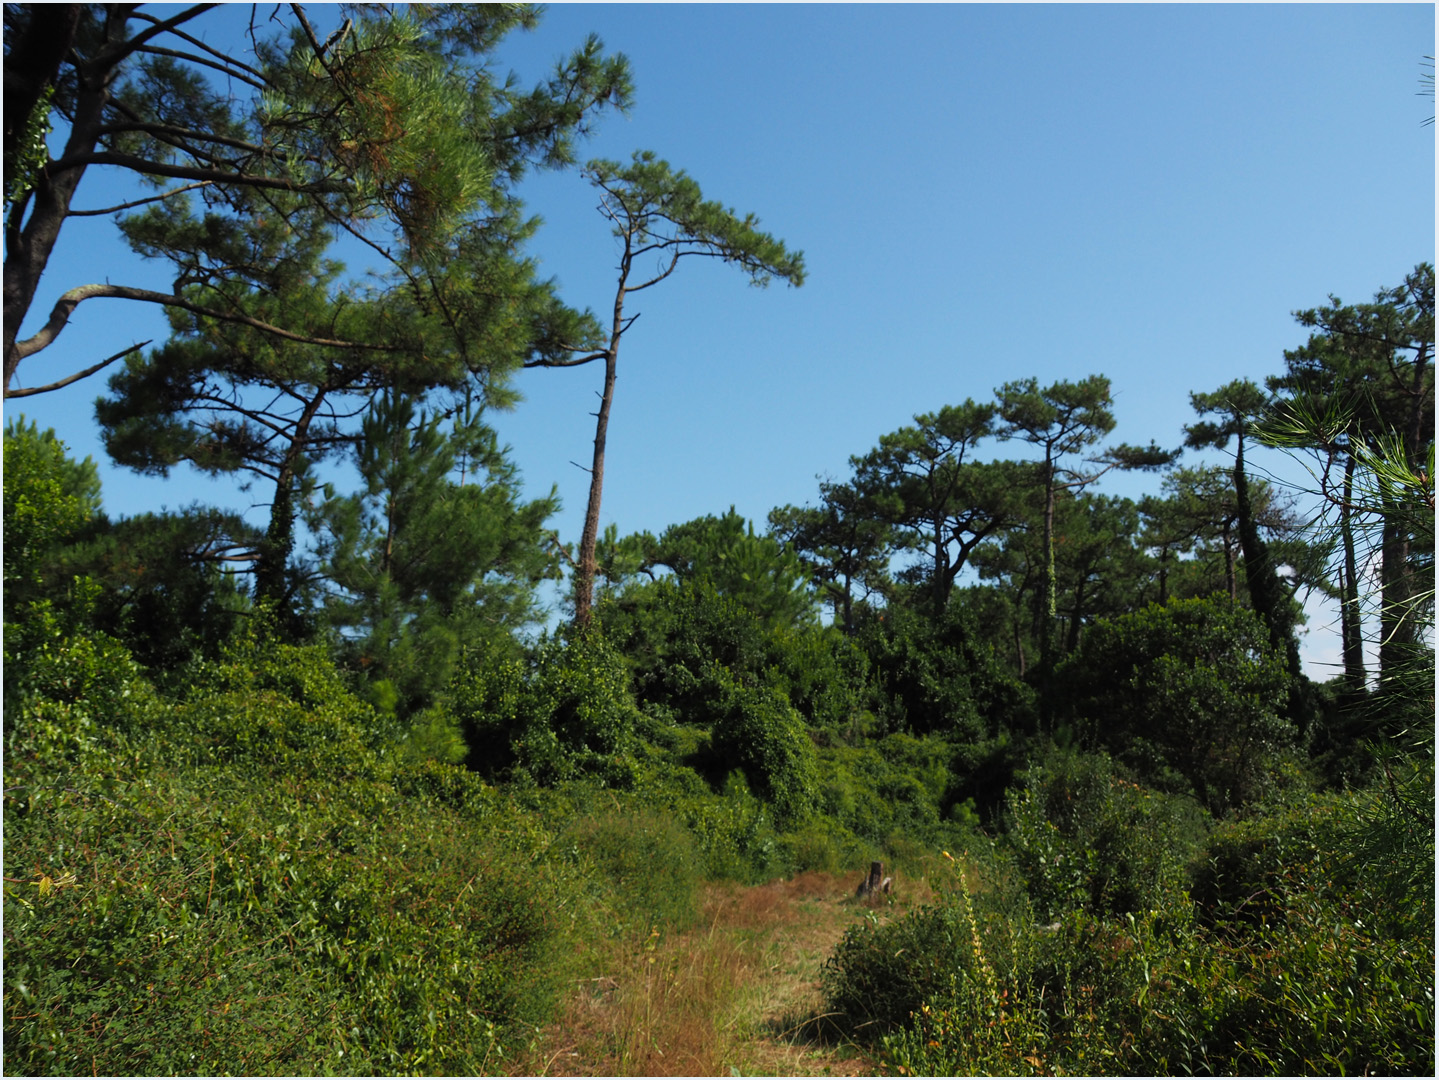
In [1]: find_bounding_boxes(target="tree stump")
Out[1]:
[855,860,892,898]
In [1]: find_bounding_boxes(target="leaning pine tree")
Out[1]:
[528,151,806,628]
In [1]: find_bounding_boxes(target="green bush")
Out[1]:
[1057,595,1295,815]
[853,601,1036,741]
[813,739,960,847]
[3,616,584,1076]
[1003,749,1208,921]
[167,631,397,781]
[824,898,974,1037]
[837,786,1431,1077]
[824,849,1025,1041]
[875,886,1186,1078]
[1189,792,1347,931]
[452,630,641,787]
[1133,881,1434,1075]
[666,786,784,883]
[3,601,163,793]
[2,419,100,619]
[781,822,864,875]
[705,664,818,826]
[4,765,568,1076]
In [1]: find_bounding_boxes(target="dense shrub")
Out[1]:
[601,579,878,738]
[2,419,100,619]
[452,630,641,787]
[1189,792,1348,931]
[829,766,1431,1078]
[557,807,703,933]
[1003,749,1208,920]
[813,737,957,846]
[704,664,819,826]
[853,601,1036,741]
[667,785,785,883]
[4,767,568,1075]
[3,598,162,791]
[1057,595,1294,815]
[825,901,968,1036]
[3,625,584,1076]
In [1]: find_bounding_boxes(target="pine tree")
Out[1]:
[310,391,561,714]
[526,151,805,627]
[996,375,1174,692]
[4,4,631,397]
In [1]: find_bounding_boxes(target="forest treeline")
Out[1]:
[3,5,1433,1075]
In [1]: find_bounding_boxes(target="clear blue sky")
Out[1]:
[6,3,1435,676]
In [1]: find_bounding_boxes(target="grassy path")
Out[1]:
[512,870,929,1076]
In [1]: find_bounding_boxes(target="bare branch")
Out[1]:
[4,340,152,399]
[103,5,222,69]
[127,10,270,85]
[545,530,578,570]
[131,43,269,92]
[523,349,608,369]
[98,115,268,157]
[47,149,349,193]
[68,180,217,216]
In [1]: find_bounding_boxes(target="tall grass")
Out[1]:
[515,873,885,1077]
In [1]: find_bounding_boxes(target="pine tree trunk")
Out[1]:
[4,10,115,392]
[1234,434,1301,681]
[1339,452,1367,693]
[573,265,630,629]
[254,392,326,611]
[573,351,616,629]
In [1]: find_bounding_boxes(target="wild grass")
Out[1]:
[512,871,913,1076]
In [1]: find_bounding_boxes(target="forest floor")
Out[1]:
[509,870,935,1077]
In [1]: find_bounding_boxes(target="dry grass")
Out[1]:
[510,869,937,1077]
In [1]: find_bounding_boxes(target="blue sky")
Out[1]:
[6,3,1434,675]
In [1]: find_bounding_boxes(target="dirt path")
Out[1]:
[514,870,921,1076]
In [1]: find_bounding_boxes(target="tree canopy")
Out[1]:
[3,3,632,397]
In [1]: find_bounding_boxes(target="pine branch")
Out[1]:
[3,340,151,398]
[13,282,404,362]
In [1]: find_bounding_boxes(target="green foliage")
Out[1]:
[8,3,633,399]
[603,576,875,737]
[559,153,805,625]
[3,614,576,1076]
[452,630,641,787]
[824,893,978,1037]
[4,82,52,208]
[605,508,818,630]
[3,599,161,785]
[704,664,819,827]
[812,734,977,849]
[65,508,252,674]
[1003,749,1208,921]
[584,151,807,289]
[2,418,101,616]
[656,783,786,883]
[857,819,1431,1077]
[1058,595,1295,815]
[312,392,561,714]
[995,374,1175,685]
[769,479,895,634]
[5,416,249,672]
[854,600,1035,741]
[3,766,568,1076]
[849,400,1012,618]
